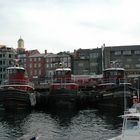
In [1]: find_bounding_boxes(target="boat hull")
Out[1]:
[95,85,136,112]
[48,87,78,109]
[1,89,35,110]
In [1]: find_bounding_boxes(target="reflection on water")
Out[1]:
[0,108,122,140]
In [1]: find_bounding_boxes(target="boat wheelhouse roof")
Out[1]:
[55,68,71,71]
[98,83,116,86]
[104,68,125,71]
[122,113,140,118]
[7,67,25,70]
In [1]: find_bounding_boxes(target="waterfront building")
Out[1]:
[16,37,140,85]
[104,45,140,76]
[73,45,140,78]
[28,52,46,83]
[44,53,58,82]
[44,52,72,82]
[73,48,102,75]
[57,52,71,68]
[0,45,16,84]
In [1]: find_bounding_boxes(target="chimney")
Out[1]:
[45,50,47,54]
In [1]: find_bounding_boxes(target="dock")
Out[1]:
[35,87,97,110]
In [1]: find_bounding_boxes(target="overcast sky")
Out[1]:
[0,0,140,53]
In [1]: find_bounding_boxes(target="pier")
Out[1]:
[35,88,97,110]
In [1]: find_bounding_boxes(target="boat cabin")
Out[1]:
[5,66,28,85]
[122,113,140,140]
[53,68,71,83]
[50,67,79,92]
[96,67,131,91]
[103,68,125,84]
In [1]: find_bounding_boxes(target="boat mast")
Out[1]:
[101,44,105,73]
[124,72,127,113]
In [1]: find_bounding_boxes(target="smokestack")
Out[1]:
[45,50,47,54]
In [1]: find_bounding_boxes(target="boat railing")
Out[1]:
[119,78,125,84]
[102,78,128,85]
[54,77,73,83]
[3,79,34,87]
[102,78,117,84]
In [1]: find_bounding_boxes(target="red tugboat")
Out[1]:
[0,65,36,110]
[48,67,79,109]
[95,67,137,112]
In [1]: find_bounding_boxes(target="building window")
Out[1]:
[48,58,50,63]
[34,58,37,61]
[39,70,41,75]
[46,64,49,68]
[134,50,140,54]
[90,62,98,66]
[123,50,131,55]
[24,64,26,68]
[30,64,32,68]
[38,58,41,61]
[125,65,130,68]
[90,53,99,58]
[80,55,85,59]
[34,63,37,68]
[9,61,12,65]
[78,63,83,67]
[136,64,140,68]
[38,63,41,67]
[30,71,32,76]
[127,58,132,62]
[34,70,37,75]
[114,51,121,55]
[9,54,12,58]
[3,61,5,65]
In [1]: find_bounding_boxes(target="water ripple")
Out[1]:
[0,109,122,140]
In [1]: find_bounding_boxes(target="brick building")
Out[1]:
[0,45,16,84]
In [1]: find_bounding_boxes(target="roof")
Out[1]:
[29,53,45,58]
[44,53,58,58]
[18,36,24,42]
[7,67,25,70]
[55,68,71,71]
[122,113,140,118]
[104,68,125,71]
[26,49,40,56]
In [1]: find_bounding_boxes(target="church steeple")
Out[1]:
[17,36,25,53]
[18,36,24,48]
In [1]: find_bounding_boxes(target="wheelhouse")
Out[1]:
[103,68,125,84]
[6,67,28,85]
[54,68,71,83]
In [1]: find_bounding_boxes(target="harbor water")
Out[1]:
[0,107,123,140]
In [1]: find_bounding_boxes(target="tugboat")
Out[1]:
[48,66,79,109]
[0,63,36,110]
[95,67,137,112]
